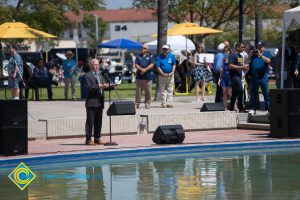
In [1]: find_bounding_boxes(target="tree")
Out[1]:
[133,0,281,42]
[0,0,105,36]
[154,0,169,101]
[83,14,108,47]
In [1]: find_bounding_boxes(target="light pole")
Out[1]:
[94,14,99,44]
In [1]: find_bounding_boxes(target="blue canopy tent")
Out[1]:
[98,38,143,49]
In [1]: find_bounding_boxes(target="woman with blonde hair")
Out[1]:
[191,43,212,101]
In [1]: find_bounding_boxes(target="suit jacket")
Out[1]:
[84,70,105,108]
[285,46,297,76]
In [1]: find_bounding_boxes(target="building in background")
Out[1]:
[63,8,174,48]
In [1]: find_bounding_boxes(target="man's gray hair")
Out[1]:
[90,58,99,66]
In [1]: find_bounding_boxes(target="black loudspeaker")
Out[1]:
[107,101,136,116]
[0,127,28,155]
[269,89,300,138]
[269,89,300,114]
[200,103,224,112]
[270,113,300,138]
[0,100,27,127]
[152,125,185,144]
[0,100,28,156]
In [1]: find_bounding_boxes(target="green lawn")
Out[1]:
[0,80,277,100]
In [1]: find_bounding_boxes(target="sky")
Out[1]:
[105,0,133,9]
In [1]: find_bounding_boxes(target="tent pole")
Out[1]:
[280,21,286,89]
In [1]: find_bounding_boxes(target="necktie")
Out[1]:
[95,72,102,95]
[95,72,100,84]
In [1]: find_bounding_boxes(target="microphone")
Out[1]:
[104,72,112,83]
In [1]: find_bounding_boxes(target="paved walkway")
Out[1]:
[1,129,288,159]
[0,95,275,159]
[28,95,268,120]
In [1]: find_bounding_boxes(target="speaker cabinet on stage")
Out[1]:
[152,125,185,144]
[0,100,28,156]
[107,101,136,116]
[200,103,224,112]
[269,89,300,138]
[0,127,28,155]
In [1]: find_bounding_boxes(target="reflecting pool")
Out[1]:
[1,151,300,199]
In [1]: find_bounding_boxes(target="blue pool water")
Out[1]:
[1,141,300,199]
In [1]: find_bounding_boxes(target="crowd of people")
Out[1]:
[6,45,78,100]
[5,38,300,114]
[133,39,300,113]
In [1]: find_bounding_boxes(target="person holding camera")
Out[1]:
[248,42,271,115]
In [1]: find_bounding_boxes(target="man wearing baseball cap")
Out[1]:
[213,43,226,103]
[156,45,176,108]
[248,41,271,115]
[135,44,155,109]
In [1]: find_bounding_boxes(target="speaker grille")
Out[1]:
[107,101,136,116]
[152,125,185,144]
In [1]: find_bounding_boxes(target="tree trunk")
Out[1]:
[154,0,168,101]
[239,0,244,42]
[255,9,263,45]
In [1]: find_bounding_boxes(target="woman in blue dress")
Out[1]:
[218,46,232,110]
[191,43,213,101]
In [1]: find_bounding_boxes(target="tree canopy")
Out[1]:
[0,0,105,36]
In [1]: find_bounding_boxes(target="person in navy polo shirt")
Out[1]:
[156,45,177,108]
[135,44,155,109]
[248,42,271,115]
[228,41,249,112]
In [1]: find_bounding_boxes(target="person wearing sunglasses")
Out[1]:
[218,46,232,110]
[228,41,249,112]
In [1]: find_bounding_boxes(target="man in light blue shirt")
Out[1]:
[213,43,226,103]
[62,50,78,100]
[156,45,176,108]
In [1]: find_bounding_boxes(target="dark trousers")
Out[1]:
[35,79,53,99]
[213,71,222,102]
[229,75,244,111]
[25,81,39,100]
[293,76,300,88]
[85,107,103,142]
[251,74,270,111]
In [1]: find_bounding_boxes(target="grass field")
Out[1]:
[0,80,277,100]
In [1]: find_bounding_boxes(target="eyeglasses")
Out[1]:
[224,50,230,52]
[241,46,245,49]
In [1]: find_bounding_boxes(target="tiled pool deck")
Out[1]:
[2,95,298,162]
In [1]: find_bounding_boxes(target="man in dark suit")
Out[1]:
[84,59,108,145]
[285,37,297,88]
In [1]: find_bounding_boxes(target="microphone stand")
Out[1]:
[104,73,118,146]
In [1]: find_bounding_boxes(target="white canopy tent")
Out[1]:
[281,6,300,88]
[145,35,195,55]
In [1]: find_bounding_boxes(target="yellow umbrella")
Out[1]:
[0,22,57,61]
[0,22,56,38]
[151,23,223,37]
[27,28,57,39]
[167,22,223,35]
